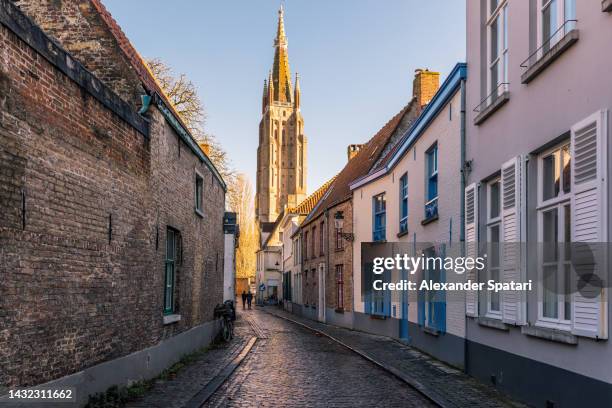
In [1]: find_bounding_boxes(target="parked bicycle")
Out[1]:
[214,300,236,342]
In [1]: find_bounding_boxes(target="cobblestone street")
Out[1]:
[204,308,435,408]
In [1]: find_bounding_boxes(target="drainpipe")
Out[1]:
[459,79,467,243]
[138,94,152,115]
[325,209,330,324]
[459,78,470,374]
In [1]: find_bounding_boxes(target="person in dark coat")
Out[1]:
[246,291,253,310]
[241,291,247,309]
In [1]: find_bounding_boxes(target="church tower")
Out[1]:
[256,6,307,233]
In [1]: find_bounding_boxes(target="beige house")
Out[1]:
[350,64,467,367]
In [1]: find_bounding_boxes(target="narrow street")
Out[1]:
[203,307,435,407]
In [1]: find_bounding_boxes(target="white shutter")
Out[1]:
[570,110,608,339]
[501,156,527,325]
[465,183,479,317]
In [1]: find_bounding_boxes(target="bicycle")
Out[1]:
[214,300,235,342]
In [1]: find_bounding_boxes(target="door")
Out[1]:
[318,263,326,322]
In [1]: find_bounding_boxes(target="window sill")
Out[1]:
[195,208,204,218]
[163,314,181,325]
[521,30,579,84]
[522,324,578,345]
[604,0,612,12]
[423,326,440,337]
[477,316,509,331]
[334,247,345,253]
[397,230,409,238]
[421,215,439,226]
[473,91,510,126]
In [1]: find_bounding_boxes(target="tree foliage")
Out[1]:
[147,58,256,281]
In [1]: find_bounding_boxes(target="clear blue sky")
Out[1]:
[103,0,465,193]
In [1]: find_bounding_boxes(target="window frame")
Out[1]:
[372,193,387,242]
[319,221,325,256]
[425,144,439,220]
[195,171,204,216]
[486,177,502,319]
[399,172,409,234]
[536,142,573,330]
[335,227,344,250]
[537,0,576,56]
[486,0,509,100]
[336,264,344,310]
[164,227,178,315]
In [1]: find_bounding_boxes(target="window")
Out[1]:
[537,143,572,329]
[335,227,343,250]
[304,232,308,260]
[319,222,325,255]
[487,178,502,318]
[336,264,344,310]
[540,0,576,54]
[164,228,179,315]
[399,173,408,234]
[312,226,317,258]
[195,173,203,215]
[425,145,438,220]
[372,193,386,241]
[487,0,508,100]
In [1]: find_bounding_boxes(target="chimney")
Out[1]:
[413,68,440,109]
[347,144,364,161]
[198,141,211,156]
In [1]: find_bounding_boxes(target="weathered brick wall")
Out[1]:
[0,1,225,388]
[13,0,145,106]
[326,200,353,312]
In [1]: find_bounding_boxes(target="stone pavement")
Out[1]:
[263,306,527,408]
[204,308,435,408]
[123,316,254,408]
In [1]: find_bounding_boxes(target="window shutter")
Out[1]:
[500,156,527,325]
[570,110,608,339]
[464,183,479,317]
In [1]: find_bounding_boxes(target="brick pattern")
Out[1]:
[326,200,353,312]
[0,4,225,388]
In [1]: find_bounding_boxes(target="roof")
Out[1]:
[261,176,336,248]
[301,101,418,227]
[90,0,225,189]
[288,176,337,215]
[350,63,467,190]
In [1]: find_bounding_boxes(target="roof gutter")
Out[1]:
[349,63,467,192]
[152,93,227,191]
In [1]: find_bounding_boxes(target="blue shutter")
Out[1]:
[364,262,372,315]
[435,245,447,333]
[417,283,425,326]
[383,268,391,317]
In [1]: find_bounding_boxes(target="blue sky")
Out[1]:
[103,0,465,192]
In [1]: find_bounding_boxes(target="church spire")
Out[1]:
[272,5,292,103]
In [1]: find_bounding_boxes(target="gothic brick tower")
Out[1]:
[256,6,307,236]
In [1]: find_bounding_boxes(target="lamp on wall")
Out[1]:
[334,211,354,242]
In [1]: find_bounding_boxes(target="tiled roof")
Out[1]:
[288,176,337,215]
[90,0,191,133]
[261,176,336,249]
[302,101,417,226]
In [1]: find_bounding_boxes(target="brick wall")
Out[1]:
[0,1,225,388]
[13,0,146,106]
[326,200,353,312]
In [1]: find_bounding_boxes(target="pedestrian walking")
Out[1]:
[246,291,253,310]
[241,291,247,309]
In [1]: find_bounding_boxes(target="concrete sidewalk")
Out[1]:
[263,306,526,408]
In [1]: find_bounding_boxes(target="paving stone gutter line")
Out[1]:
[181,336,257,408]
[262,308,451,408]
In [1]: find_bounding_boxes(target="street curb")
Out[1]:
[264,309,453,408]
[182,336,257,408]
